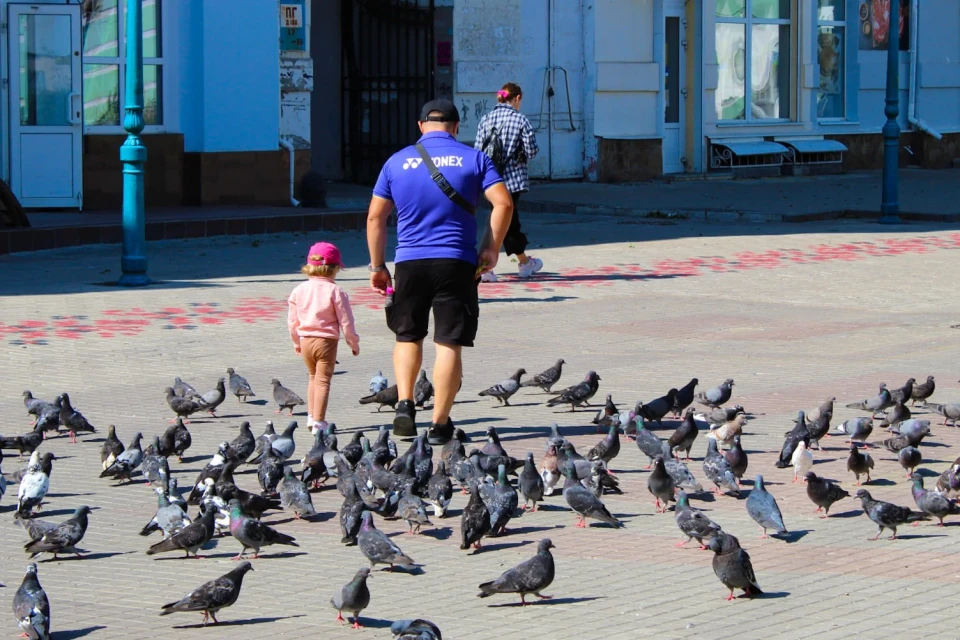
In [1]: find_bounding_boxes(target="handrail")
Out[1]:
[534,65,577,133]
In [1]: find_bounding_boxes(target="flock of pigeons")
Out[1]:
[5,363,960,637]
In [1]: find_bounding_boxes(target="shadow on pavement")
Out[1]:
[173,615,305,629]
[54,625,108,638]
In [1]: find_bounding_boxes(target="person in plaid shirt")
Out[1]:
[475,82,542,280]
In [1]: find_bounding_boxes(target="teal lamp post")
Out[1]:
[117,0,150,286]
[878,0,901,224]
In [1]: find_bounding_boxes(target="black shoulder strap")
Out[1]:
[415,143,476,216]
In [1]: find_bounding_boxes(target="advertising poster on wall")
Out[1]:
[858,0,909,51]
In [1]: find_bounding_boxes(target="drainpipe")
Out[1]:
[907,0,942,139]
[278,138,301,207]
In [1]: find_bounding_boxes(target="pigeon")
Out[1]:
[888,378,916,405]
[586,423,621,470]
[22,391,57,421]
[705,405,744,426]
[477,539,555,605]
[357,511,416,570]
[164,387,205,423]
[546,371,601,411]
[703,439,739,496]
[928,402,960,427]
[278,467,316,519]
[775,411,810,469]
[160,561,253,626]
[227,499,299,559]
[99,432,143,483]
[791,441,813,483]
[668,409,699,460]
[845,384,893,415]
[257,447,284,497]
[140,487,191,537]
[804,410,832,451]
[13,563,50,640]
[226,367,256,403]
[539,443,561,497]
[460,481,492,551]
[696,379,734,409]
[56,393,96,443]
[661,442,703,492]
[414,370,434,408]
[141,440,169,488]
[11,451,39,485]
[672,378,699,418]
[0,424,44,460]
[226,422,256,463]
[268,421,298,462]
[898,446,922,477]
[674,490,721,548]
[879,401,911,428]
[426,461,454,517]
[562,475,623,528]
[711,414,747,450]
[835,417,873,445]
[24,506,91,560]
[16,458,53,519]
[100,425,125,471]
[910,376,935,406]
[883,426,929,453]
[520,359,565,392]
[591,394,619,429]
[301,429,330,488]
[359,384,400,411]
[707,531,762,600]
[804,396,836,424]
[648,456,676,513]
[478,369,527,406]
[173,377,200,398]
[248,421,277,465]
[17,515,58,544]
[485,464,519,536]
[744,474,787,538]
[339,482,369,546]
[637,389,679,426]
[936,464,960,498]
[635,416,664,469]
[341,430,365,467]
[391,619,443,640]
[197,378,226,416]
[723,435,748,479]
[846,443,875,485]
[147,505,217,558]
[370,370,389,394]
[186,444,229,504]
[910,473,960,525]
[398,485,432,534]
[805,472,849,517]
[271,378,305,415]
[519,453,545,512]
[856,489,928,539]
[160,418,192,462]
[331,568,371,628]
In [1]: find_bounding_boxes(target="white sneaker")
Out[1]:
[517,257,543,278]
[480,270,498,283]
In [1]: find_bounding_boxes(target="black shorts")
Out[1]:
[386,258,479,347]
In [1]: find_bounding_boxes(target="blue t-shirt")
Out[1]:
[372,131,503,265]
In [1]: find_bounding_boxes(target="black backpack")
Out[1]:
[480,126,509,175]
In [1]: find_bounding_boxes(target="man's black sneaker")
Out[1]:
[427,418,455,446]
[393,399,417,437]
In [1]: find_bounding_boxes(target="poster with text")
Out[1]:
[858,0,909,51]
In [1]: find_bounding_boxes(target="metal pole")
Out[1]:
[118,0,150,286]
[879,0,902,224]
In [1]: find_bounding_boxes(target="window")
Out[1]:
[81,0,163,128]
[817,0,845,118]
[715,0,793,121]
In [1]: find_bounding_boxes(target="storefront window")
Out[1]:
[817,0,845,118]
[716,0,792,121]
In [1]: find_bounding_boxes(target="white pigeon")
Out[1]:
[17,464,49,517]
[791,441,813,483]
[369,370,389,394]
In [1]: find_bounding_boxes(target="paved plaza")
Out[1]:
[1,213,960,639]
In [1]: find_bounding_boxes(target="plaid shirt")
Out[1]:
[474,104,539,194]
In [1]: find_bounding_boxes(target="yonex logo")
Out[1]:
[401,156,464,170]
[402,158,423,170]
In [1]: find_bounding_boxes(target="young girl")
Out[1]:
[287,241,360,431]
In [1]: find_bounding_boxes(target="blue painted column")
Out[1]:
[879,0,901,224]
[118,0,150,286]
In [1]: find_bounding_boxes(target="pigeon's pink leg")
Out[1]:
[726,591,736,601]
[675,538,688,548]
[535,594,552,600]
[352,620,363,629]
[336,612,345,625]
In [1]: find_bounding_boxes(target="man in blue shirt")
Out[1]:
[366,99,513,445]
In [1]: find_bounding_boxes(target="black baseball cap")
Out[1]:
[419,99,460,123]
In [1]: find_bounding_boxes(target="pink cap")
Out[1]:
[306,242,342,267]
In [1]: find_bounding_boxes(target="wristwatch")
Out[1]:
[368,263,387,273]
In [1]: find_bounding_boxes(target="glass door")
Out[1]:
[8,4,83,209]
[662,8,686,174]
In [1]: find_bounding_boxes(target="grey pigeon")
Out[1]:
[723,435,748,479]
[331,567,371,628]
[279,467,316,518]
[846,443,875,485]
[674,490,721,548]
[17,517,58,544]
[835,417,873,445]
[359,385,399,411]
[164,387,204,422]
[804,396,836,424]
[637,389,679,426]
[248,421,277,464]
[696,379,734,409]
[414,370,434,408]
[141,440,169,488]
[910,376,935,405]
[883,424,929,453]
[13,563,50,640]
[197,378,226,416]
[22,391,56,421]
[703,439,739,496]
[357,511,416,570]
[99,432,143,483]
[672,378,699,418]
[520,359,565,392]
[173,377,200,398]
[845,384,893,415]
[879,401,911,428]
[226,367,255,403]
[339,482,368,546]
[460,481,491,551]
[160,561,253,626]
[426,461,453,517]
[634,416,664,468]
[478,368,527,406]
[100,424,125,470]
[898,446,922,477]
[160,418,192,462]
[888,378,916,405]
[928,402,960,426]
[140,487,191,537]
[257,447,284,496]
[271,378,304,415]
[481,426,508,457]
[226,499,298,558]
[24,506,90,560]
[708,531,762,600]
[56,393,96,443]
[889,418,931,439]
[745,475,787,538]
[648,456,676,513]
[391,619,442,640]
[562,475,623,528]
[147,505,217,558]
[661,442,703,492]
[705,405,744,426]
[546,371,600,411]
[485,464,519,536]
[370,370,388,394]
[519,453,545,512]
[668,409,699,460]
[856,489,928,539]
[806,471,849,517]
[477,538,555,605]
[910,473,960,525]
[269,421,298,462]
[589,458,621,497]
[398,485,432,534]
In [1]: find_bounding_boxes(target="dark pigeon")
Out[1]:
[478,368,527,406]
[358,511,416,570]
[668,409,699,460]
[460,481,491,551]
[477,538,555,605]
[562,475,623,528]
[24,506,90,560]
[160,418,192,462]
[661,442,703,492]
[414,370,434,408]
[591,394,619,429]
[227,422,257,463]
[805,410,832,450]
[674,490,721,548]
[160,561,253,626]
[100,424,125,471]
[486,464,519,536]
[57,392,96,442]
[520,359,565,392]
[745,475,787,538]
[723,435,748,479]
[805,471,849,517]
[586,423,621,468]
[0,425,44,460]
[703,439,739,496]
[910,375,935,406]
[775,411,809,469]
[672,378,699,418]
[339,482,368,546]
[187,444,228,504]
[164,387,205,422]
[898,446,922,477]
[147,506,217,558]
[911,473,960,525]
[706,405,744,426]
[14,563,50,640]
[635,416,664,469]
[545,371,601,411]
[856,489,928,539]
[398,482,432,534]
[707,531,762,600]
[359,384,400,411]
[226,499,298,559]
[519,453,545,512]
[271,378,305,415]
[879,401,911,429]
[846,443,875,485]
[99,432,143,483]
[22,391,56,421]
[257,447,284,497]
[696,379,734,409]
[330,568,371,628]
[301,429,329,488]
[637,389,679,426]
[648,456,676,513]
[481,426,508,457]
[226,367,255,403]
[391,619,443,640]
[888,378,916,405]
[426,461,454,517]
[247,422,277,465]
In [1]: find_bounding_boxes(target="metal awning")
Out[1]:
[775,138,848,153]
[711,139,789,157]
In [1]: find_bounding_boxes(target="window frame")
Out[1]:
[715,0,796,123]
[815,0,847,121]
[82,0,167,134]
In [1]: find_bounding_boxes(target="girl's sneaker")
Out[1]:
[480,271,498,283]
[517,256,543,278]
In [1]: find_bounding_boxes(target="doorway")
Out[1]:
[662,3,686,174]
[8,3,83,208]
